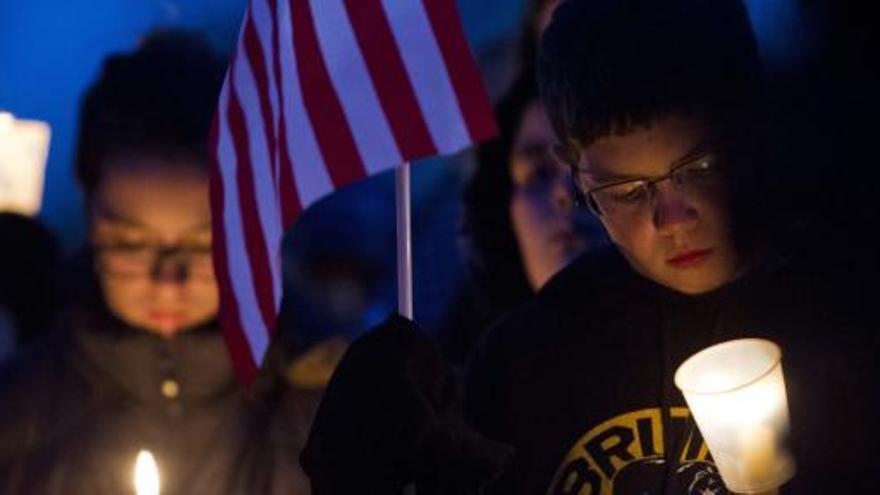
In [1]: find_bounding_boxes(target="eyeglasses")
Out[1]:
[572,152,725,219]
[93,242,215,279]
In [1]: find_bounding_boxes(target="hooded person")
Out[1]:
[464,0,877,492]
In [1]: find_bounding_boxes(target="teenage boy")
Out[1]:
[465,0,876,493]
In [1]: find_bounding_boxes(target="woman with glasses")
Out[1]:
[0,32,314,494]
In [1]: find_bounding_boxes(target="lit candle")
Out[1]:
[0,111,51,216]
[674,338,795,493]
[134,450,160,495]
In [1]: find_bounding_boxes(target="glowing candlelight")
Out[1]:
[134,450,160,495]
[0,112,51,216]
[0,112,14,133]
[674,338,795,493]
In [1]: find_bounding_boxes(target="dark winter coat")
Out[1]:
[0,299,319,494]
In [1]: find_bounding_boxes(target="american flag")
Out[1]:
[210,0,497,385]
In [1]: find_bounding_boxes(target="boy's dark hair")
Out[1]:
[74,30,225,198]
[537,0,762,151]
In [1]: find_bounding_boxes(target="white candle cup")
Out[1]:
[674,338,795,494]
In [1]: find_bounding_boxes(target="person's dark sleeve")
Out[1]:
[301,314,512,494]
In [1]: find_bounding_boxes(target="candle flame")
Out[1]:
[134,450,160,495]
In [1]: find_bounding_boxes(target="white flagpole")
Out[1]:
[397,163,417,495]
[396,162,414,320]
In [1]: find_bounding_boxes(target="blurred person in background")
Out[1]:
[0,31,316,494]
[0,212,62,363]
[439,70,606,366]
[438,0,595,366]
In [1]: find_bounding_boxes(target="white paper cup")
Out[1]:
[674,338,795,493]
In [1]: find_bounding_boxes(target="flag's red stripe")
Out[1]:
[243,12,279,186]
[421,0,497,142]
[226,63,278,339]
[268,0,303,228]
[289,0,366,188]
[344,0,437,160]
[276,118,302,228]
[209,114,259,386]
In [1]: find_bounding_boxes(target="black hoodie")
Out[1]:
[466,247,877,494]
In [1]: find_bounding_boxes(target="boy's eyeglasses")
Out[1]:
[552,146,724,219]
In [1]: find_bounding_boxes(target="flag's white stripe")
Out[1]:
[249,0,281,181]
[231,51,283,310]
[216,80,270,364]
[381,0,470,154]
[276,0,334,206]
[250,0,279,122]
[310,0,402,174]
